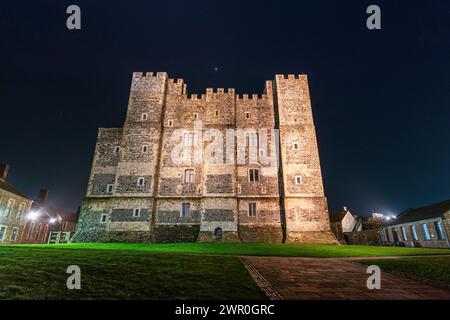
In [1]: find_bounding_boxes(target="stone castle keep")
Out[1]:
[73,72,336,243]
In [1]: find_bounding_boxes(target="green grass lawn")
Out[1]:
[0,247,265,300]
[359,256,450,289]
[3,242,449,257]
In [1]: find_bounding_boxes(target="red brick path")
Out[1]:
[241,257,450,300]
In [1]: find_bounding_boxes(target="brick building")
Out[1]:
[0,164,32,243]
[73,72,336,243]
[382,200,450,248]
[21,189,79,244]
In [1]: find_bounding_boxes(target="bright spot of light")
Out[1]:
[49,218,57,224]
[27,211,40,221]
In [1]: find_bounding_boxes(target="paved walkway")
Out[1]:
[241,257,450,300]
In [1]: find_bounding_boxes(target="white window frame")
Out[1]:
[106,184,114,193]
[167,119,174,127]
[142,144,149,153]
[248,169,260,182]
[16,202,25,220]
[137,177,145,187]
[100,214,108,223]
[184,169,195,183]
[113,146,120,155]
[295,176,302,185]
[237,184,242,194]
[181,203,191,218]
[141,113,148,121]
[133,208,141,218]
[293,142,299,150]
[193,113,199,120]
[10,227,19,241]
[0,225,7,241]
[296,207,301,220]
[248,202,257,217]
[5,199,14,217]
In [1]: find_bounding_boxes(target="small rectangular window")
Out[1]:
[141,113,148,121]
[237,185,242,194]
[245,112,250,119]
[421,223,431,240]
[137,177,145,187]
[184,169,194,183]
[107,184,114,193]
[249,169,260,182]
[167,120,174,127]
[10,227,19,241]
[133,208,141,218]
[293,143,299,150]
[400,226,407,241]
[142,145,149,153]
[100,214,108,223]
[411,225,419,241]
[246,132,259,147]
[0,226,7,241]
[434,221,446,240]
[295,176,302,185]
[181,203,191,218]
[248,202,257,217]
[215,110,219,117]
[114,146,120,155]
[193,113,198,120]
[261,187,267,194]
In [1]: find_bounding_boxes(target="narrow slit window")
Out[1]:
[133,208,141,218]
[142,145,149,153]
[137,177,145,187]
[295,176,302,185]
[141,113,148,121]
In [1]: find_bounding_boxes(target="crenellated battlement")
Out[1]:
[275,74,308,81]
[133,71,167,79]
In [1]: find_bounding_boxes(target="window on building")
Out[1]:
[100,214,108,223]
[142,145,149,153]
[259,149,265,157]
[17,203,25,220]
[249,169,260,182]
[167,119,174,127]
[181,203,191,218]
[141,113,148,121]
[261,187,267,194]
[421,223,431,240]
[184,169,194,183]
[106,184,114,193]
[113,146,120,155]
[137,177,145,187]
[245,112,250,119]
[215,110,219,117]
[193,113,198,120]
[237,184,242,194]
[296,207,301,220]
[183,132,195,147]
[133,208,141,218]
[434,221,446,240]
[5,199,14,217]
[400,226,407,241]
[248,202,257,217]
[295,176,302,185]
[10,227,18,241]
[246,132,259,148]
[293,142,299,150]
[0,226,7,241]
[411,225,419,241]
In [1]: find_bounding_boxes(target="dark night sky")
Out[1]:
[0,1,449,216]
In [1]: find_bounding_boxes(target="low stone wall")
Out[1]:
[286,231,338,244]
[153,224,200,242]
[238,225,283,243]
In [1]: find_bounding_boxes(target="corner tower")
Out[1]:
[274,74,336,243]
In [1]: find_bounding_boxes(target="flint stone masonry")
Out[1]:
[206,174,233,194]
[74,72,336,243]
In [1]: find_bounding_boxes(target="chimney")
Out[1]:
[0,164,10,180]
[343,206,348,212]
[38,189,49,203]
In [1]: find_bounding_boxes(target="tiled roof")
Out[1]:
[385,199,450,226]
[0,178,29,200]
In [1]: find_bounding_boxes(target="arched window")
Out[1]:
[214,227,223,239]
